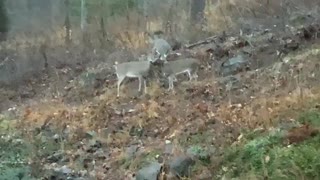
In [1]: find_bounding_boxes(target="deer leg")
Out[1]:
[193,73,199,81]
[187,70,192,81]
[138,76,142,92]
[144,79,147,94]
[168,76,174,91]
[117,75,125,97]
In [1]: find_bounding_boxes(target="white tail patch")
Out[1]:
[113,61,118,70]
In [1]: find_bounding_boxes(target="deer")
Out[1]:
[113,55,161,97]
[146,32,172,62]
[160,58,200,91]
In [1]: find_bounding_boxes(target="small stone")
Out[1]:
[47,151,64,163]
[85,131,97,139]
[164,143,174,155]
[169,155,195,178]
[136,162,162,180]
[60,165,72,174]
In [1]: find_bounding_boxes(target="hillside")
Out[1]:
[1,1,320,180]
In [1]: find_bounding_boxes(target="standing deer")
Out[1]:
[160,58,200,90]
[113,55,161,97]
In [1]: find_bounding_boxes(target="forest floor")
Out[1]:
[1,13,320,180]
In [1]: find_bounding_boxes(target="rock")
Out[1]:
[75,65,112,93]
[136,162,162,180]
[93,149,108,160]
[78,71,97,89]
[126,145,139,159]
[85,131,97,139]
[220,54,249,76]
[129,126,144,137]
[47,151,64,163]
[169,155,195,178]
[89,139,102,148]
[48,165,76,180]
[86,139,102,153]
[164,141,174,155]
[59,165,72,174]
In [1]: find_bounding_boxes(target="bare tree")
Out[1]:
[80,0,87,31]
[0,0,9,41]
[99,0,107,48]
[64,0,71,46]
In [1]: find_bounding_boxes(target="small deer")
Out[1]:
[113,55,160,97]
[161,58,200,90]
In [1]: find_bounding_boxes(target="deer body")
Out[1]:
[114,56,158,97]
[152,38,172,61]
[161,58,200,90]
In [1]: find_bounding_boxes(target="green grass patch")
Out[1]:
[297,109,320,126]
[218,109,320,179]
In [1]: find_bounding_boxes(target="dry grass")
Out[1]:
[14,41,320,138]
[216,87,320,128]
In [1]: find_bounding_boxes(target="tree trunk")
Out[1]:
[81,0,91,48]
[99,0,107,48]
[64,0,71,46]
[190,0,206,24]
[0,0,9,41]
[142,0,149,31]
[80,0,87,31]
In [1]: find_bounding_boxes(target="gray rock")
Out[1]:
[60,165,72,174]
[220,54,249,76]
[78,72,97,89]
[126,145,139,159]
[93,149,108,160]
[164,143,174,155]
[54,165,72,175]
[223,55,247,67]
[169,156,195,178]
[47,151,64,163]
[136,162,162,180]
[85,131,97,139]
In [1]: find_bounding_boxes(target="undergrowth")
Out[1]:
[219,109,320,179]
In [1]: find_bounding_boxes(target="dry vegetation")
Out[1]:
[1,0,320,179]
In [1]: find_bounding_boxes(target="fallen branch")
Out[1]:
[184,35,217,49]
